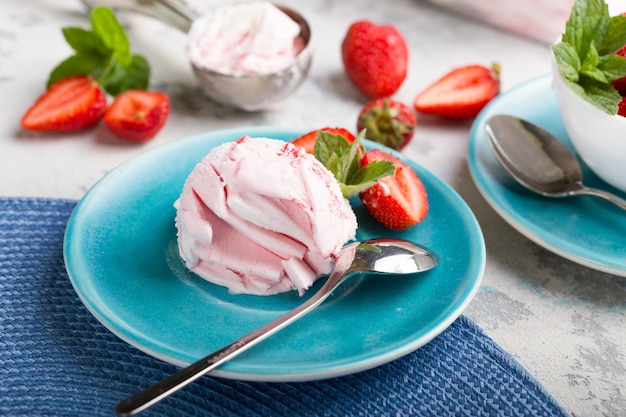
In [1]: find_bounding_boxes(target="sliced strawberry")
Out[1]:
[359,149,428,230]
[21,75,107,132]
[357,98,416,150]
[413,64,500,119]
[104,90,170,142]
[292,127,356,154]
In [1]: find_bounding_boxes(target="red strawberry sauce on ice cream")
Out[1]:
[175,137,358,295]
[187,1,305,76]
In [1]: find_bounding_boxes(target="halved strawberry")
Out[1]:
[292,127,356,154]
[104,90,170,142]
[357,98,416,150]
[413,64,500,119]
[359,149,428,230]
[21,75,107,132]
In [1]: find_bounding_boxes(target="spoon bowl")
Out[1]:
[485,115,626,210]
[115,238,437,416]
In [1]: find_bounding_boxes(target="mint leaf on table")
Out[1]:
[102,54,150,96]
[313,130,395,199]
[552,0,626,114]
[62,27,108,55]
[90,5,132,67]
[47,6,150,96]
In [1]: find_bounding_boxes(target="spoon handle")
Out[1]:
[81,0,199,32]
[114,250,356,416]
[576,187,626,211]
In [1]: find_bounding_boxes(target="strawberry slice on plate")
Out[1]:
[21,75,107,132]
[413,64,500,119]
[359,149,428,230]
[292,127,356,154]
[104,90,170,142]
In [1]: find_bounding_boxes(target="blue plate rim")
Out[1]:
[64,126,486,382]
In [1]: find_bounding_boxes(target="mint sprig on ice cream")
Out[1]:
[313,130,395,199]
[552,0,626,114]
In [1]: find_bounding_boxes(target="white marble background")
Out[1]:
[1,1,625,416]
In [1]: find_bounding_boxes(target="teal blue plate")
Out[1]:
[64,127,485,382]
[469,75,626,276]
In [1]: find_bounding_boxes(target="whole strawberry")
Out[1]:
[341,20,408,99]
[357,98,416,150]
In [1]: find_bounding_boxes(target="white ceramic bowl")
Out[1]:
[550,53,626,193]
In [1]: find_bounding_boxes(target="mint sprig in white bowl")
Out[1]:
[551,0,626,193]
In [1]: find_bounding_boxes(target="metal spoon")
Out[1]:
[485,114,626,210]
[115,238,438,416]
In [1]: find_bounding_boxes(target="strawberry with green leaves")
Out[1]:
[341,21,408,99]
[359,149,428,230]
[413,64,500,119]
[552,0,626,115]
[302,129,429,230]
[21,6,169,141]
[308,130,395,199]
[357,98,416,150]
[48,6,150,96]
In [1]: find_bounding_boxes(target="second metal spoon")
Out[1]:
[485,114,626,210]
[115,238,438,416]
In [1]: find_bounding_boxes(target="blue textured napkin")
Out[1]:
[0,197,570,417]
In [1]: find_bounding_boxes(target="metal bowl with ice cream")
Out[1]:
[82,0,313,111]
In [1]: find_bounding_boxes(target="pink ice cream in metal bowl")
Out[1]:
[175,137,357,296]
[187,1,313,111]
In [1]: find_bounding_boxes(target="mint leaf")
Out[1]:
[342,160,395,197]
[598,54,626,81]
[62,27,108,55]
[313,129,394,198]
[554,0,626,114]
[552,42,581,82]
[90,6,132,67]
[599,14,626,54]
[580,41,603,81]
[563,0,609,59]
[48,6,151,96]
[579,78,622,113]
[314,131,352,182]
[102,54,150,95]
[47,52,105,87]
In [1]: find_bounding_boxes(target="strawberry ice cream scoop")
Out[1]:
[188,1,305,76]
[175,136,358,295]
